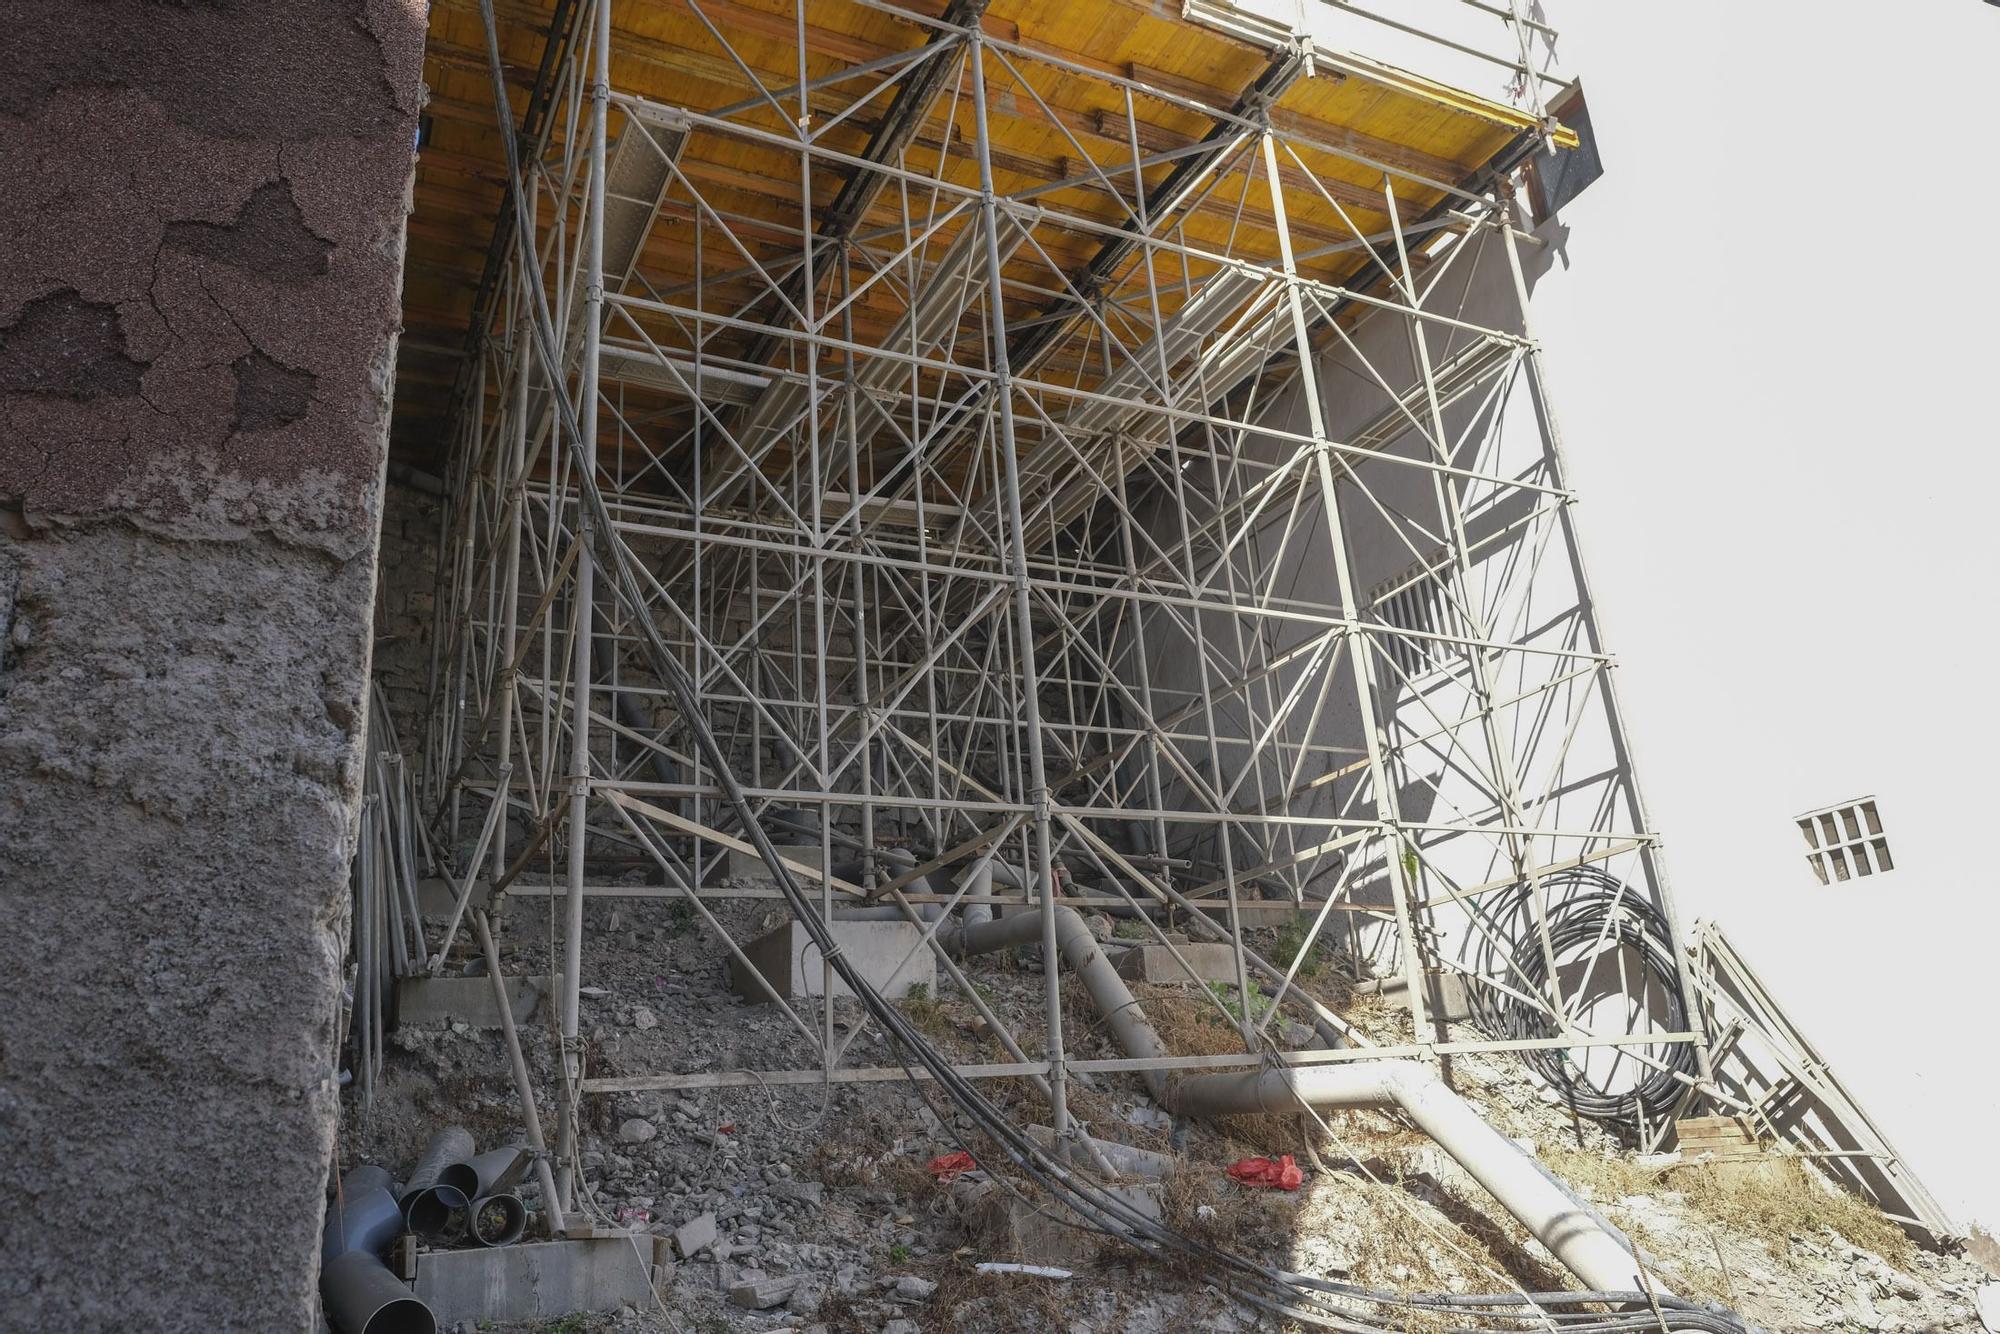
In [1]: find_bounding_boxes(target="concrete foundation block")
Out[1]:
[413,1237,654,1324]
[1187,901,1315,928]
[395,974,550,1029]
[416,876,489,917]
[1355,971,1473,1023]
[1113,942,1242,984]
[732,919,934,1003]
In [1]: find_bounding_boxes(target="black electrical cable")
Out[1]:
[469,9,1742,1327]
[1466,867,1699,1134]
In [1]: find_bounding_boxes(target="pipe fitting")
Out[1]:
[401,1127,478,1242]
[469,1192,528,1247]
[1172,1061,1660,1298]
[321,1250,437,1334]
[323,1166,406,1263]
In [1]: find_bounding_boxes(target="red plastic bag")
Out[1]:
[1226,1154,1304,1190]
[927,1150,978,1183]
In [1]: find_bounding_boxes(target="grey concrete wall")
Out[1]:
[375,476,443,747]
[0,4,425,1329]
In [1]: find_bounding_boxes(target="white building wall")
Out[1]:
[1112,0,1996,1234]
[1510,1,2000,1238]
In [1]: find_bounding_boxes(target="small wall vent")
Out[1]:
[1796,797,1892,884]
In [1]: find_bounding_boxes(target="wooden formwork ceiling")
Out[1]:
[392,0,1571,478]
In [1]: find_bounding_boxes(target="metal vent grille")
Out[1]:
[1796,798,1893,883]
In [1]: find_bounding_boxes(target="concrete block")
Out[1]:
[1354,971,1473,1022]
[395,973,550,1029]
[1113,942,1242,984]
[673,1211,719,1259]
[731,919,934,1003]
[416,876,489,916]
[730,1275,799,1309]
[413,1237,653,1324]
[1187,901,1316,927]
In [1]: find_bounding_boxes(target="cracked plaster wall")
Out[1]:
[0,2,426,1328]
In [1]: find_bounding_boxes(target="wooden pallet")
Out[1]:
[1676,1116,1764,1163]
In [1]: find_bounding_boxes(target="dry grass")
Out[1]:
[1536,1136,1912,1304]
[1670,1157,1914,1267]
[1539,1143,1916,1273]
[1330,1167,1570,1303]
[1536,1141,1663,1202]
[1134,981,1254,1059]
[921,1265,1072,1333]
[1161,1156,1266,1252]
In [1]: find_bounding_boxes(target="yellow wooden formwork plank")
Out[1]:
[1311,48,1579,150]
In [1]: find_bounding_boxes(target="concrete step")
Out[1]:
[412,1236,653,1324]
[395,973,551,1029]
[731,919,934,1002]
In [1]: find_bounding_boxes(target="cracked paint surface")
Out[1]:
[0,2,427,1328]
[0,0,424,554]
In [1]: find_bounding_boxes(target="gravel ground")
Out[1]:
[338,878,1995,1334]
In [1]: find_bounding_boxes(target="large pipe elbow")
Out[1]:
[1172,1061,1658,1298]
[951,903,1173,1105]
[940,880,1657,1302]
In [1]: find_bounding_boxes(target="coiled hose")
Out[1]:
[1467,866,1699,1133]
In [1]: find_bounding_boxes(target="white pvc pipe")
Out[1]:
[1172,1062,1660,1297]
[935,857,1654,1300]
[951,904,1173,1105]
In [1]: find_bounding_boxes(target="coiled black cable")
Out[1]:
[1466,866,1699,1134]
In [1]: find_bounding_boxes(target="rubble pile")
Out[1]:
[341,886,1998,1333]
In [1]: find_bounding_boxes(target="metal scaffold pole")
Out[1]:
[414,0,1707,1149]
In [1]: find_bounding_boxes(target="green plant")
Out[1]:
[665,898,695,937]
[889,1242,912,1263]
[1207,979,1273,1024]
[897,982,951,1039]
[1271,917,1322,978]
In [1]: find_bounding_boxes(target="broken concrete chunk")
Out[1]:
[767,1180,825,1207]
[631,1006,659,1029]
[617,1117,656,1144]
[890,1275,936,1302]
[673,1211,720,1259]
[729,1276,799,1309]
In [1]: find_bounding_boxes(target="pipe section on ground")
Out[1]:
[321,1250,437,1334]
[468,1192,528,1247]
[400,1126,477,1241]
[1172,1062,1661,1297]
[322,1166,405,1263]
[466,1145,530,1198]
[935,887,1660,1298]
[949,904,1173,1106]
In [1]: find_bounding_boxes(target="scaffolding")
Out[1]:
[412,0,1713,1207]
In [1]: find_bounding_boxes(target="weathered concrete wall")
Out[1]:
[375,475,443,746]
[0,4,425,1329]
